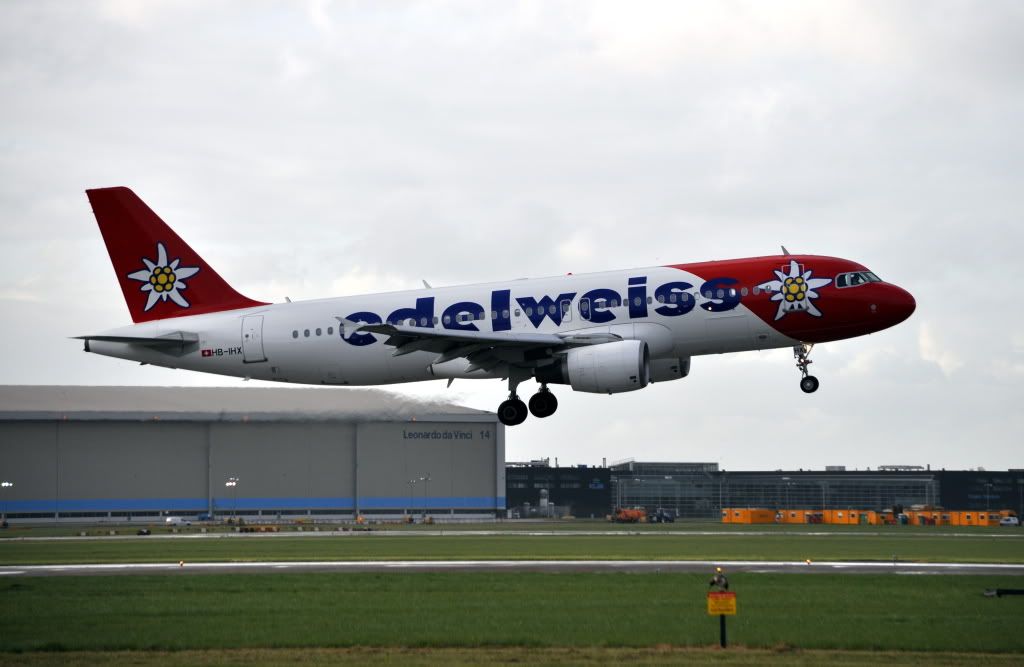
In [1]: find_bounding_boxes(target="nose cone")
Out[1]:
[878,284,916,327]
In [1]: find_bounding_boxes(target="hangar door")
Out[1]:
[241,315,267,363]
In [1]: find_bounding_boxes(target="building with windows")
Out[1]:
[512,459,1023,520]
[0,386,504,522]
[505,461,611,518]
[611,461,1022,518]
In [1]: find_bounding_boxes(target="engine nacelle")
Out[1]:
[537,340,650,394]
[650,357,690,382]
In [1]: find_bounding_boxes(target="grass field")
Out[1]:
[2,531,1022,565]
[2,647,1023,666]
[3,525,1021,664]
[1,572,1022,655]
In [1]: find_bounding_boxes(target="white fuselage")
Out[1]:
[88,266,798,386]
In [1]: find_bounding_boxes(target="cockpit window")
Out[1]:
[836,271,882,288]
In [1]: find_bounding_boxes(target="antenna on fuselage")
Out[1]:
[422,280,432,289]
[781,245,791,255]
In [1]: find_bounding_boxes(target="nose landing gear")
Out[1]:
[794,343,819,393]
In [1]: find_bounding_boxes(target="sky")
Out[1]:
[1,1,1022,471]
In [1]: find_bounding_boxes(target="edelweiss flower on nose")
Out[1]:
[126,243,200,311]
[757,260,831,321]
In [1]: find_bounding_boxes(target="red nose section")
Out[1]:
[878,284,916,328]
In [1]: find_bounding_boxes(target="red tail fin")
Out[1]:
[87,187,267,323]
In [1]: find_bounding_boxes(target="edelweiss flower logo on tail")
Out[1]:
[126,243,200,311]
[757,260,831,321]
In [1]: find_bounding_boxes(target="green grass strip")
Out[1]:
[2,532,1023,565]
[1,573,1022,653]
[2,647,1023,666]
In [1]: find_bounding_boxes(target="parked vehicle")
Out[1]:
[164,516,191,526]
[611,508,647,523]
[999,516,1019,526]
[649,508,676,523]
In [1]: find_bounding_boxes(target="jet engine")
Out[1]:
[537,340,650,394]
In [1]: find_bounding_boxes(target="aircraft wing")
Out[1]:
[351,322,620,372]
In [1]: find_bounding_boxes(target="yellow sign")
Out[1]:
[707,591,737,616]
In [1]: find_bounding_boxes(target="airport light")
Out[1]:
[1,481,11,522]
[225,477,239,518]
[419,474,431,519]
[408,478,417,516]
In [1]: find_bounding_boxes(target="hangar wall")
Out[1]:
[0,387,503,520]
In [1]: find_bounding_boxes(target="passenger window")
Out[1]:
[752,286,760,295]
[515,309,521,317]
[647,296,653,305]
[491,310,497,320]
[443,315,451,325]
[740,287,748,296]
[327,327,333,335]
[433,316,439,325]
[610,299,619,308]
[420,317,427,326]
[292,330,298,339]
[502,309,510,318]
[580,299,590,314]
[717,289,724,298]
[633,297,641,307]
[669,293,678,304]
[316,328,322,336]
[656,295,665,304]
[548,304,556,315]
[303,329,310,337]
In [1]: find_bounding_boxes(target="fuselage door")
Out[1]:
[241,315,267,363]
[560,298,573,325]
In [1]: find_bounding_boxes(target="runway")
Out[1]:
[3,559,1023,577]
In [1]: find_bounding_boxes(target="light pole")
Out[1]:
[781,477,791,509]
[1,481,12,524]
[408,479,417,517]
[225,477,239,519]
[420,474,431,519]
[985,483,993,513]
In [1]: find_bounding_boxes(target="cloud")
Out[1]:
[0,1,1021,470]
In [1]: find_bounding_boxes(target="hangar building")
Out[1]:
[0,386,504,521]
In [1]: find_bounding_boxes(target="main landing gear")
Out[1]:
[497,380,559,426]
[528,386,558,418]
[794,343,820,394]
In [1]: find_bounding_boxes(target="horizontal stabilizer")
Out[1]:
[75,331,199,351]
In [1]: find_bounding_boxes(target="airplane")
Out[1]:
[77,187,916,426]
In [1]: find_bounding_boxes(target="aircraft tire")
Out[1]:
[528,391,558,418]
[498,398,529,426]
[800,375,820,394]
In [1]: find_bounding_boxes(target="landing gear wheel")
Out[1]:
[497,397,528,426]
[800,375,820,394]
[528,390,558,418]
